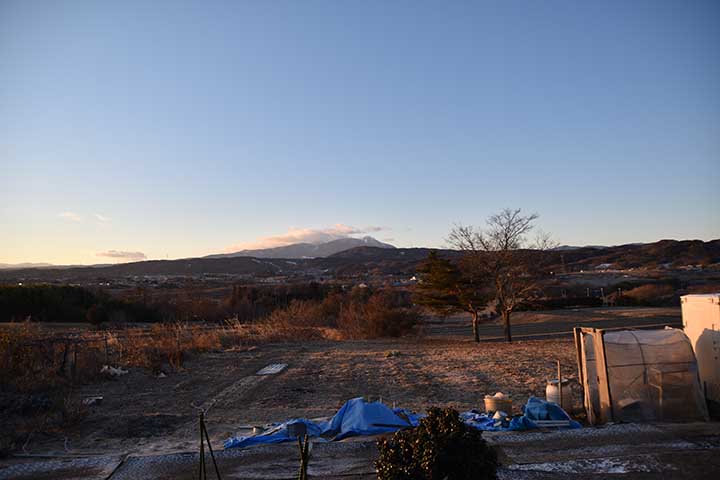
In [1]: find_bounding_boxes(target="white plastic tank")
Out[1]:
[546,379,572,411]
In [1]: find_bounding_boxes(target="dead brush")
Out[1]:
[250,300,341,342]
[117,323,227,372]
[56,389,89,427]
[0,322,64,393]
[337,294,419,339]
[254,320,328,343]
[192,329,222,352]
[217,319,249,349]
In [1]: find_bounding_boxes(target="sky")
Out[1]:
[1,0,719,265]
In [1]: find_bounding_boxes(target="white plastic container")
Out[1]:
[484,392,512,414]
[546,379,572,411]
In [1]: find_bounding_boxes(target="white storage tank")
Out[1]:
[681,294,720,405]
[545,379,573,411]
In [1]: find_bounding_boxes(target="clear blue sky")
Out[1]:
[1,0,718,264]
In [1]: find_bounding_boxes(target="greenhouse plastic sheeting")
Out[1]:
[576,327,711,424]
[602,328,708,422]
[224,397,578,449]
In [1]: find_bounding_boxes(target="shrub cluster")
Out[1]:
[615,283,677,307]
[376,407,498,480]
[337,291,418,339]
[262,287,419,339]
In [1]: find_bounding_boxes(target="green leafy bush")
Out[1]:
[376,407,498,480]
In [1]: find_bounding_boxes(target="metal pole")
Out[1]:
[202,416,222,479]
[297,436,304,480]
[557,360,563,409]
[297,434,309,480]
[199,412,206,480]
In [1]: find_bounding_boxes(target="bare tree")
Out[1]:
[448,208,556,342]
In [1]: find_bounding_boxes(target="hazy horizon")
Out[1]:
[2,1,719,265]
[0,235,718,267]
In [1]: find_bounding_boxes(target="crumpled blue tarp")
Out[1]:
[224,396,579,449]
[324,396,422,440]
[521,396,582,429]
[462,396,582,431]
[224,397,420,449]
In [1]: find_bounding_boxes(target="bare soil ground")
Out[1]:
[10,336,583,455]
[0,307,681,456]
[3,306,720,479]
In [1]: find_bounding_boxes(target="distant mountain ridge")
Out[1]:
[0,262,55,270]
[1,239,717,282]
[206,236,395,259]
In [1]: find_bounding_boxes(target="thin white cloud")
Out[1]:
[224,224,387,252]
[58,212,82,222]
[94,213,111,223]
[96,250,146,262]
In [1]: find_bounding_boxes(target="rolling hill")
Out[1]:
[1,239,717,283]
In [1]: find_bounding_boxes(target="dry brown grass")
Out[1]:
[624,283,674,299]
[0,320,340,393]
[118,323,222,373]
[337,295,419,339]
[0,319,339,452]
[255,293,420,340]
[0,322,67,393]
[0,322,97,453]
[1,297,420,398]
[0,298,418,454]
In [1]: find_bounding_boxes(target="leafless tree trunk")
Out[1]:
[471,310,480,343]
[501,310,512,343]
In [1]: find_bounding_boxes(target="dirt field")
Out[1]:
[4,306,720,479]
[5,307,681,457]
[16,337,579,456]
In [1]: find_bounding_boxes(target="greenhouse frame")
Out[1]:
[574,327,709,425]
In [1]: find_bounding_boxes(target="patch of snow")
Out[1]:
[508,454,673,474]
[490,423,663,445]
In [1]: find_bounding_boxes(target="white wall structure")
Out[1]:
[681,293,720,404]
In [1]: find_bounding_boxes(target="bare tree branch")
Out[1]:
[447,208,554,342]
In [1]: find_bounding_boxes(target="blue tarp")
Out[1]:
[461,396,582,431]
[323,396,422,440]
[522,396,582,428]
[224,396,579,449]
[224,397,420,449]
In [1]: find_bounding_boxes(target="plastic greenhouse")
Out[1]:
[574,327,708,425]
